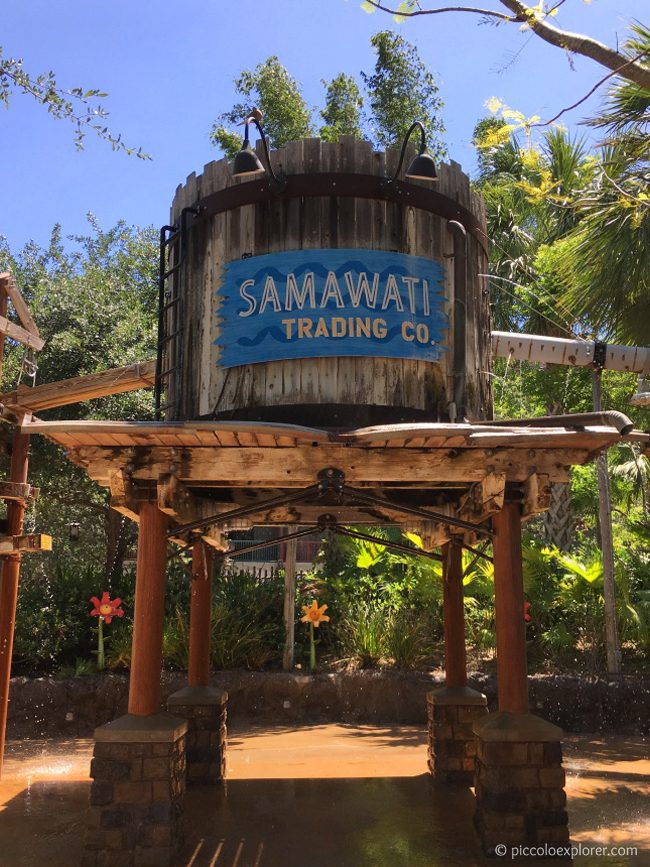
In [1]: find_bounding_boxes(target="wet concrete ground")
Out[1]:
[0,725,647,866]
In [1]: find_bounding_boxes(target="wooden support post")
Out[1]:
[492,501,528,715]
[0,432,30,778]
[282,536,297,671]
[442,541,467,688]
[128,501,168,716]
[188,540,212,688]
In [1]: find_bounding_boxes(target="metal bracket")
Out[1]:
[593,340,607,371]
[169,466,494,541]
[212,512,443,563]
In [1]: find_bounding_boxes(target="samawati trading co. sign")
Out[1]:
[215,248,448,368]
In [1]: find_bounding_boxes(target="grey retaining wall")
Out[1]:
[7,670,649,739]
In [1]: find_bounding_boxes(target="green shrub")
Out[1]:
[162,608,190,670]
[210,602,277,669]
[339,602,389,666]
[385,608,434,668]
[106,623,133,670]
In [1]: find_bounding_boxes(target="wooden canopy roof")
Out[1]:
[21,417,636,452]
[22,416,649,552]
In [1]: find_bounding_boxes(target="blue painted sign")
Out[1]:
[215,248,448,368]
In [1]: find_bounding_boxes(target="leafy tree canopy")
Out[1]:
[0,46,150,158]
[320,74,364,142]
[361,30,445,156]
[361,1,650,92]
[210,56,314,157]
[211,32,446,159]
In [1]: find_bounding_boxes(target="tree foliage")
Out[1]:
[556,26,650,344]
[0,218,159,672]
[211,32,446,158]
[320,73,364,142]
[361,30,445,155]
[0,46,149,158]
[361,1,650,92]
[210,56,314,157]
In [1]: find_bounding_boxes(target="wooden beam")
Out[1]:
[157,473,195,522]
[109,469,138,521]
[493,501,528,715]
[157,474,228,549]
[522,473,552,517]
[442,543,467,688]
[418,522,453,550]
[72,445,577,487]
[188,540,212,688]
[0,432,30,779]
[0,273,40,338]
[1,360,156,414]
[128,502,168,716]
[0,534,52,554]
[458,472,505,524]
[282,536,297,671]
[0,481,39,502]
[0,314,44,351]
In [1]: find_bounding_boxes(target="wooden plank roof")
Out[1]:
[21,417,647,452]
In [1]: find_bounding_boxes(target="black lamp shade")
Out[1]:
[405,152,438,181]
[233,144,265,177]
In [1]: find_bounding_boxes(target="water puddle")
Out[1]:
[0,728,646,866]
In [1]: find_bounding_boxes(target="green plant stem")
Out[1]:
[309,622,316,671]
[97,618,105,671]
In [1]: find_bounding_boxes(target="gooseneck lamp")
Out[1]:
[233,115,286,190]
[388,120,438,184]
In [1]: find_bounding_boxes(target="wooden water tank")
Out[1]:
[162,137,491,426]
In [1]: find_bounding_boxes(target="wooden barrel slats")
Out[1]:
[165,137,491,426]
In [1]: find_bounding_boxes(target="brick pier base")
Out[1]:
[167,686,227,784]
[473,712,570,857]
[82,713,188,867]
[427,686,488,784]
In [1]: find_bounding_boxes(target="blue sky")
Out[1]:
[0,0,644,252]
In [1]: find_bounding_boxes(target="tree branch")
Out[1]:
[364,0,513,23]
[497,0,650,91]
[531,49,650,127]
[366,0,650,91]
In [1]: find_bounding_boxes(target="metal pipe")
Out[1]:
[337,526,444,562]
[448,221,467,422]
[154,225,176,420]
[486,410,634,435]
[169,484,323,538]
[345,486,494,538]
[491,330,650,376]
[213,524,317,560]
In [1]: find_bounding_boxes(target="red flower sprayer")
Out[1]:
[89,592,124,670]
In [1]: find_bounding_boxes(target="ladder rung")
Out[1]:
[163,231,181,247]
[162,263,182,280]
[157,366,180,378]
[159,331,181,345]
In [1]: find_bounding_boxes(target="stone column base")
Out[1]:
[82,713,187,867]
[167,686,227,785]
[427,686,488,784]
[473,712,570,857]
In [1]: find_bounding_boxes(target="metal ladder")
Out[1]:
[154,207,199,420]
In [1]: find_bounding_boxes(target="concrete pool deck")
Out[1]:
[0,725,648,866]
